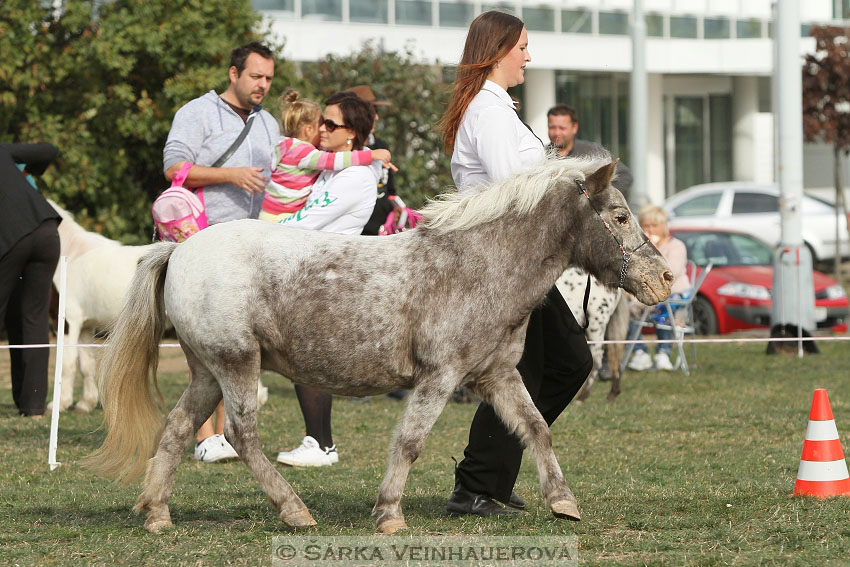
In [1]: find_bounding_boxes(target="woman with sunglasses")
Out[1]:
[274,90,384,466]
[259,89,395,223]
[439,10,591,518]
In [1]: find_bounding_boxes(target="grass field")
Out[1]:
[1,339,850,566]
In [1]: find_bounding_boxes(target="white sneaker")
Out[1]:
[276,436,335,467]
[628,350,653,371]
[194,434,239,463]
[654,351,674,371]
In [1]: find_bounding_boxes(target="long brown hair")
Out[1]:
[438,10,524,154]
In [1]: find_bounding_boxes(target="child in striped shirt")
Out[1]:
[259,89,394,222]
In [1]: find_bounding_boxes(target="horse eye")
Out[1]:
[616,214,629,225]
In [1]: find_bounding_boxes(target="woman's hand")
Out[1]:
[372,149,398,172]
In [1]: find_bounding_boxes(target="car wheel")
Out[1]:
[692,296,718,335]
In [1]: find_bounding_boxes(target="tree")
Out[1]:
[298,42,453,207]
[0,0,290,242]
[802,25,850,274]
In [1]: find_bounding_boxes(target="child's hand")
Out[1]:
[372,149,398,172]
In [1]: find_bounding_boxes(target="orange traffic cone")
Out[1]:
[793,389,850,498]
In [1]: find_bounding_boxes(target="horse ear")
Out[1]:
[586,159,619,194]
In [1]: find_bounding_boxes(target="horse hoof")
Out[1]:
[145,517,173,534]
[377,518,407,534]
[74,401,94,413]
[281,509,317,528]
[550,499,581,521]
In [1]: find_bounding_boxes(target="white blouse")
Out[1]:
[451,80,545,193]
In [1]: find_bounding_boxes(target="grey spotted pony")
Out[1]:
[85,157,673,534]
[556,268,630,402]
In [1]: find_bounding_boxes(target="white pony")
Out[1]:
[48,200,269,412]
[47,200,160,412]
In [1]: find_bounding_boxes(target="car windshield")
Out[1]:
[673,231,775,267]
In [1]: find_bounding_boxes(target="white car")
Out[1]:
[663,182,850,263]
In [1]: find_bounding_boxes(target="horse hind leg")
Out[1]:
[217,354,314,528]
[477,370,580,521]
[134,357,222,533]
[373,378,456,534]
[74,327,98,413]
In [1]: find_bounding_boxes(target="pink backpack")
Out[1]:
[152,162,208,242]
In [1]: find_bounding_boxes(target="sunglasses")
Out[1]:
[322,118,348,133]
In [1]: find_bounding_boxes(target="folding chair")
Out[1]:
[620,260,713,376]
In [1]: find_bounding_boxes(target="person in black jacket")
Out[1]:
[0,142,61,417]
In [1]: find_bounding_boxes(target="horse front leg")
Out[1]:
[48,320,81,413]
[478,369,580,521]
[374,379,456,534]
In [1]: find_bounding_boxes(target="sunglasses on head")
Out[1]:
[322,118,347,133]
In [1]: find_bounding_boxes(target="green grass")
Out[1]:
[2,341,850,566]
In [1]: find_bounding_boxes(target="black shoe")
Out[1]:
[504,491,526,510]
[446,483,519,517]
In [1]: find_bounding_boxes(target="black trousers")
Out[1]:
[454,286,592,503]
[0,219,60,415]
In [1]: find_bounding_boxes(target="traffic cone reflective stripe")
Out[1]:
[793,388,850,498]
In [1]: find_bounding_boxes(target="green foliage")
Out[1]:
[297,42,454,207]
[2,3,453,241]
[0,0,289,242]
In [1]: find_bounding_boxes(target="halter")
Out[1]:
[575,179,650,289]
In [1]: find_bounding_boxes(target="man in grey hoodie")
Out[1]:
[163,41,280,224]
[162,41,280,462]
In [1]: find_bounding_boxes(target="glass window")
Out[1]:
[562,9,591,34]
[704,17,730,39]
[396,0,431,25]
[709,95,732,183]
[728,233,774,265]
[801,24,812,37]
[599,11,628,35]
[731,192,779,214]
[646,13,664,37]
[351,0,387,23]
[672,193,722,217]
[736,19,762,38]
[302,0,341,20]
[670,15,698,38]
[440,2,473,27]
[839,0,850,19]
[674,97,704,190]
[524,6,555,32]
[253,0,294,12]
[482,3,515,15]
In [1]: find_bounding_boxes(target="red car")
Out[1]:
[669,228,849,335]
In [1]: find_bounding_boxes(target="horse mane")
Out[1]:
[420,154,613,234]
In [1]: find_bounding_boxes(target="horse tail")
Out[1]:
[83,242,177,484]
[604,290,629,378]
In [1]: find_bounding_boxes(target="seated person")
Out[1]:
[627,205,690,371]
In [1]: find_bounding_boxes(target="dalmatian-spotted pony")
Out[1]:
[556,268,630,402]
[86,157,672,534]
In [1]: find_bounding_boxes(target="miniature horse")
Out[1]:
[86,157,672,534]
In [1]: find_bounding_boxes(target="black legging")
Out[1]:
[0,219,61,415]
[294,384,334,448]
[454,286,593,503]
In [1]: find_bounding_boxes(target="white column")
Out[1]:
[630,0,649,206]
[732,76,759,182]
[524,68,557,144]
[646,73,666,204]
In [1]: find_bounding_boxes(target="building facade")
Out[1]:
[258,0,850,204]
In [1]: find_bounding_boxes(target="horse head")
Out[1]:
[569,161,673,306]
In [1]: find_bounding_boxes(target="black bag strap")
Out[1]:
[211,105,262,168]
